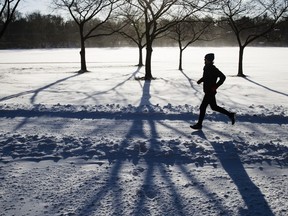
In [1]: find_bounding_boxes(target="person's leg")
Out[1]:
[210,95,235,124]
[191,94,210,129]
[191,94,235,129]
[209,95,231,116]
[197,94,210,125]
[190,94,210,130]
[190,94,210,129]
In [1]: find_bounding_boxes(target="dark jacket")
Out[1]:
[197,64,226,94]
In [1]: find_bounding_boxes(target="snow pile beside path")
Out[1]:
[1,103,287,167]
[0,103,196,114]
[1,103,287,116]
[1,131,287,166]
[0,133,215,165]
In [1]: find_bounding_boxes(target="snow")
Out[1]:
[0,47,287,216]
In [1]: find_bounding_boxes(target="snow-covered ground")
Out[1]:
[0,47,287,216]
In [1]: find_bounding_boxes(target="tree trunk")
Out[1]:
[80,47,87,72]
[138,45,144,66]
[144,7,154,80]
[178,48,183,71]
[237,46,245,77]
[0,21,9,39]
[145,43,153,80]
[79,26,87,73]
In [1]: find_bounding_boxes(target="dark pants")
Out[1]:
[198,93,231,125]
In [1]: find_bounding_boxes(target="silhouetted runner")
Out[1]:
[191,53,235,130]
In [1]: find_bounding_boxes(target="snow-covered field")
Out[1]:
[0,47,287,216]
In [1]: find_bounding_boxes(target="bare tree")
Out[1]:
[125,0,217,80]
[136,0,181,80]
[169,17,213,70]
[220,0,288,77]
[53,0,119,72]
[0,0,21,38]
[117,3,146,66]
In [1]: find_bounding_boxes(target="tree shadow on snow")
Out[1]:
[40,67,279,215]
[75,71,212,215]
[244,77,288,97]
[192,130,274,216]
[179,69,195,90]
[0,73,81,104]
[0,73,82,132]
[74,68,239,215]
[75,79,179,215]
[82,66,143,104]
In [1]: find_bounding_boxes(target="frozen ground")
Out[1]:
[0,47,287,216]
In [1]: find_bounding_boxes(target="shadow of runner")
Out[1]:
[193,130,274,216]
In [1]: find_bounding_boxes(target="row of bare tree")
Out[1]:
[1,0,288,78]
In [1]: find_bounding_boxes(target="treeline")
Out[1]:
[1,11,288,49]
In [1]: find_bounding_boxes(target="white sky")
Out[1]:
[18,0,55,15]
[17,0,70,19]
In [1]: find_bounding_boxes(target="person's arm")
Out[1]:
[197,77,203,84]
[215,69,226,88]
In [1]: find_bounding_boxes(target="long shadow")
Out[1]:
[176,164,229,215]
[0,73,81,104]
[83,66,142,102]
[131,80,191,215]
[76,71,189,215]
[245,77,288,97]
[179,69,195,90]
[192,130,274,216]
[179,69,203,105]
[1,108,287,125]
[4,67,278,214]
[0,107,194,122]
[75,74,236,215]
[75,67,146,215]
[2,73,81,132]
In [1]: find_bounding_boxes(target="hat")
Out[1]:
[205,53,214,61]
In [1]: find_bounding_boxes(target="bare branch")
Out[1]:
[0,0,21,38]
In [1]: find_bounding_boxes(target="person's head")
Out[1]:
[204,53,214,65]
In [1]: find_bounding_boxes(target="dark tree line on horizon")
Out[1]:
[2,11,288,49]
[1,0,288,78]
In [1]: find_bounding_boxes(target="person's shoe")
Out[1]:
[230,113,236,125]
[190,123,202,130]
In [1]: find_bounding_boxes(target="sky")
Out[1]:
[18,0,55,15]
[18,0,70,19]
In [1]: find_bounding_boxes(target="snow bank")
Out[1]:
[0,103,287,166]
